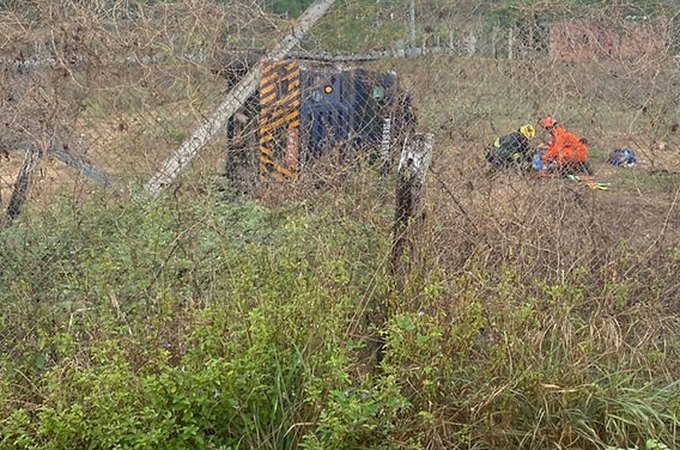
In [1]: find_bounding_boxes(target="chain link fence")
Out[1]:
[0,1,281,212]
[0,0,678,323]
[0,1,677,207]
[0,0,679,447]
[1,0,679,334]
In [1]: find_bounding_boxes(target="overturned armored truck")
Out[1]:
[222,59,416,191]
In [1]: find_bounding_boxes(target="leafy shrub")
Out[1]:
[0,183,678,449]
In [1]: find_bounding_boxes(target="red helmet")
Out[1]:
[542,115,557,128]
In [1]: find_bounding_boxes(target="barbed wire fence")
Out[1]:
[0,0,677,286]
[0,1,679,447]
[0,0,677,270]
[0,0,273,215]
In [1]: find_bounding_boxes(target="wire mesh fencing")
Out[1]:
[0,0,275,212]
[0,0,678,282]
[1,1,679,448]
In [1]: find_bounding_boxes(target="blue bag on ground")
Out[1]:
[607,147,636,167]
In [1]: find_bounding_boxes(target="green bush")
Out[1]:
[0,185,678,449]
[0,191,401,449]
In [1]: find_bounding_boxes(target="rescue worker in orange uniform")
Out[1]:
[540,115,592,175]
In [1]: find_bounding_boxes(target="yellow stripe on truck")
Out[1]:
[259,60,301,180]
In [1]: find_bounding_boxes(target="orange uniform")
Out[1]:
[541,126,588,166]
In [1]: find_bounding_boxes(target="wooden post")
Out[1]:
[3,144,43,228]
[374,133,433,366]
[390,133,433,292]
[409,0,416,50]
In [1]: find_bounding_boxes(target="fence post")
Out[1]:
[373,133,433,366]
[409,0,416,49]
[3,144,43,228]
[390,133,433,292]
[547,22,555,60]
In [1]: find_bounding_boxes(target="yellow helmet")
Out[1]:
[520,124,536,139]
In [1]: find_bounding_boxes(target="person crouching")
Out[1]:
[539,115,592,176]
[485,124,537,171]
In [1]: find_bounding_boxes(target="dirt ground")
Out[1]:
[1,55,678,241]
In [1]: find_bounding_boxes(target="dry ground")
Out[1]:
[2,55,679,242]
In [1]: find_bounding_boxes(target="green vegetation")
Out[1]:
[305,0,410,52]
[300,0,680,53]
[260,0,315,17]
[0,174,678,448]
[0,187,397,448]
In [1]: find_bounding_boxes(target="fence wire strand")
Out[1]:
[0,0,678,292]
